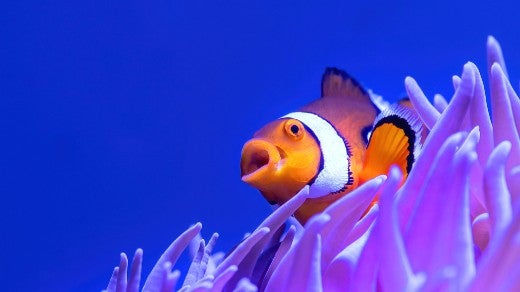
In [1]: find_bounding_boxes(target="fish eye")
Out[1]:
[284,119,304,140]
[290,124,299,134]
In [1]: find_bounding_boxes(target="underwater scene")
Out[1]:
[2,1,520,291]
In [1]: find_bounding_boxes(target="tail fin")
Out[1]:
[359,104,423,183]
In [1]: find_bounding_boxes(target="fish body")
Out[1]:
[240,68,422,224]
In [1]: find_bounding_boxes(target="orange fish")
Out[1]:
[240,68,423,224]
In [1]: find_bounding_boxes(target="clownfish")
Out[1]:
[240,68,423,224]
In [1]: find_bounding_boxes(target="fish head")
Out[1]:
[240,117,321,205]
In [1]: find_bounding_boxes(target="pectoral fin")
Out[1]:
[359,104,423,184]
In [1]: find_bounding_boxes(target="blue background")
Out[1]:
[2,1,519,291]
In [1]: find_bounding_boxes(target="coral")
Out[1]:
[103,36,520,291]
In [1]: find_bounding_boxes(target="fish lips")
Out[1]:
[240,139,285,187]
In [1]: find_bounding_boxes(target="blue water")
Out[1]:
[1,1,519,291]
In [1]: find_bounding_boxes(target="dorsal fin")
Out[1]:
[359,104,423,184]
[320,67,369,100]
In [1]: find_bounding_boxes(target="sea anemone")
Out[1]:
[102,36,520,291]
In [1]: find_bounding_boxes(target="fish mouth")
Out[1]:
[240,139,285,185]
